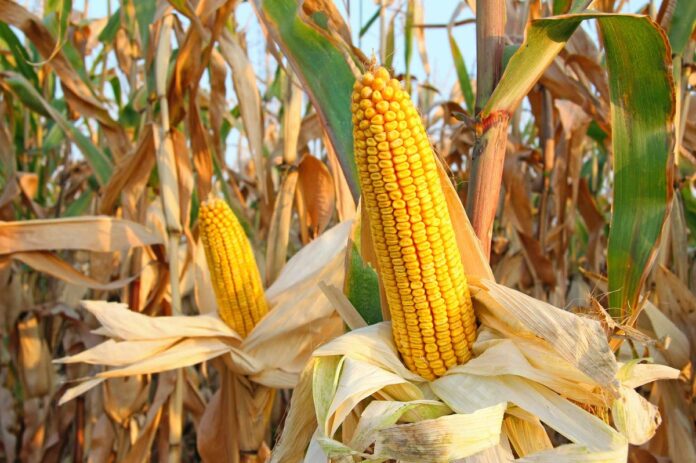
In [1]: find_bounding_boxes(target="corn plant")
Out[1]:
[0,0,695,462]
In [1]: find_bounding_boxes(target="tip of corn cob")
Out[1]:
[199,198,268,337]
[352,66,477,380]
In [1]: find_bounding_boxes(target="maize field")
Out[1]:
[0,0,695,462]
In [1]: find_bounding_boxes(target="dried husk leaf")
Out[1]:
[373,403,506,462]
[0,216,163,254]
[294,274,679,462]
[56,220,353,402]
[297,154,336,237]
[16,314,54,398]
[8,251,139,290]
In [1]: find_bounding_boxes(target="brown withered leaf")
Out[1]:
[16,313,54,398]
[198,366,240,463]
[413,0,430,75]
[577,178,605,271]
[209,48,227,161]
[300,0,353,46]
[650,380,696,462]
[297,154,335,238]
[198,365,274,463]
[102,376,150,426]
[324,133,356,222]
[0,383,17,461]
[0,172,39,219]
[189,96,214,200]
[7,251,140,290]
[101,125,156,217]
[171,128,194,231]
[517,231,557,287]
[265,170,299,285]
[87,414,115,463]
[220,29,266,200]
[502,157,533,235]
[0,216,163,254]
[297,113,323,149]
[121,371,176,463]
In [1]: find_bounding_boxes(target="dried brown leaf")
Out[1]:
[297,154,335,237]
[16,313,54,398]
[265,171,298,285]
[100,125,156,217]
[220,29,266,200]
[0,216,163,254]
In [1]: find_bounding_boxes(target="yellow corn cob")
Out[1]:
[199,198,268,337]
[352,67,476,380]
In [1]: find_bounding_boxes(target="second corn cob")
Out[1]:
[352,66,476,380]
[199,198,268,337]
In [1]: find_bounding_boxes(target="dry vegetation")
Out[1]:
[0,0,695,462]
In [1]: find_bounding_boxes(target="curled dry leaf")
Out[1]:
[275,276,678,462]
[55,220,353,403]
[0,216,163,254]
[297,154,336,238]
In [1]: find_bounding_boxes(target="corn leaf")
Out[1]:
[667,0,696,56]
[0,23,38,85]
[0,72,113,185]
[483,13,673,316]
[253,0,360,200]
[448,3,474,113]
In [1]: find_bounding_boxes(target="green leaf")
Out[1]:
[63,190,94,217]
[254,0,360,200]
[449,33,474,114]
[134,1,156,63]
[667,0,696,56]
[681,186,696,245]
[99,7,122,43]
[42,0,72,62]
[345,242,382,326]
[553,0,591,14]
[1,72,113,186]
[359,7,381,38]
[0,23,38,85]
[384,11,396,69]
[485,13,674,317]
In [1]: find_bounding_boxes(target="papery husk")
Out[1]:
[281,278,679,461]
[55,220,353,404]
[273,157,678,461]
[279,296,677,462]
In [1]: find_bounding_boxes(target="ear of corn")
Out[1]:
[352,66,476,380]
[199,198,268,337]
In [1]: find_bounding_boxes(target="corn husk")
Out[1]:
[271,159,679,462]
[55,219,353,402]
[273,278,679,462]
[56,219,352,460]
